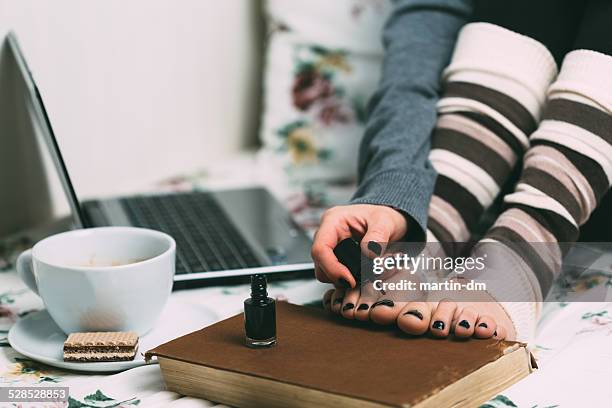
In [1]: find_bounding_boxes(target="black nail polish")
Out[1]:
[478,322,488,329]
[357,303,369,311]
[342,303,355,311]
[367,241,382,256]
[337,278,350,288]
[432,320,445,330]
[333,298,344,305]
[404,310,423,320]
[458,320,470,329]
[371,299,394,308]
[493,330,498,337]
[244,274,276,348]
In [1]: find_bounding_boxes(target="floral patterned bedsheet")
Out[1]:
[2,164,612,408]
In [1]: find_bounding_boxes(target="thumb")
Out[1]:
[361,215,394,259]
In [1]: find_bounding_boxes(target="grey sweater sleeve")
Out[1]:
[350,0,473,241]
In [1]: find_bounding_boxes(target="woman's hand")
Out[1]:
[311,204,409,288]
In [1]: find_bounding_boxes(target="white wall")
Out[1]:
[0,0,262,223]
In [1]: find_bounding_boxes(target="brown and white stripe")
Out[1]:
[489,208,563,280]
[436,114,518,165]
[522,145,597,223]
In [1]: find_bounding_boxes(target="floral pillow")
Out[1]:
[259,0,392,184]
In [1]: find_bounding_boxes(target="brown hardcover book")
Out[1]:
[146,302,534,408]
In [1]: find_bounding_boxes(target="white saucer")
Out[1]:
[8,298,218,373]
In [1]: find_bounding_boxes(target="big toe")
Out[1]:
[396,302,432,335]
[369,299,406,325]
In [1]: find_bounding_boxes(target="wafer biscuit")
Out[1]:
[63,331,139,362]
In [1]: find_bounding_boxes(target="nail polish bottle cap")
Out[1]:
[251,274,268,300]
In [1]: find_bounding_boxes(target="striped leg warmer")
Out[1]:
[484,50,612,341]
[426,23,558,252]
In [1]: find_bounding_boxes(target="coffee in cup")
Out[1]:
[16,227,176,335]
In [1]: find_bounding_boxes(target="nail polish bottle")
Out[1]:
[244,274,276,348]
[334,238,374,284]
[333,238,362,284]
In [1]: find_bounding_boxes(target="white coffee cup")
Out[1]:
[16,227,176,336]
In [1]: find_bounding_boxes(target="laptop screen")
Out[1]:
[7,32,88,228]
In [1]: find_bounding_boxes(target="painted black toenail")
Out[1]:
[432,321,445,330]
[367,241,382,256]
[404,310,423,320]
[334,298,344,305]
[478,322,488,329]
[493,330,498,337]
[337,278,350,288]
[342,303,354,311]
[458,320,470,329]
[357,303,369,311]
[371,299,394,308]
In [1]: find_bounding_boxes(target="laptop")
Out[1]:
[6,32,314,287]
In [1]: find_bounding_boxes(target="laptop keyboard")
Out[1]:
[120,192,262,274]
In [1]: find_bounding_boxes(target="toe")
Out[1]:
[322,289,334,311]
[474,315,496,338]
[340,288,360,319]
[397,302,432,335]
[331,288,346,314]
[354,283,379,322]
[370,299,406,325]
[368,266,412,325]
[354,301,374,321]
[453,307,477,338]
[493,325,507,340]
[430,299,457,338]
